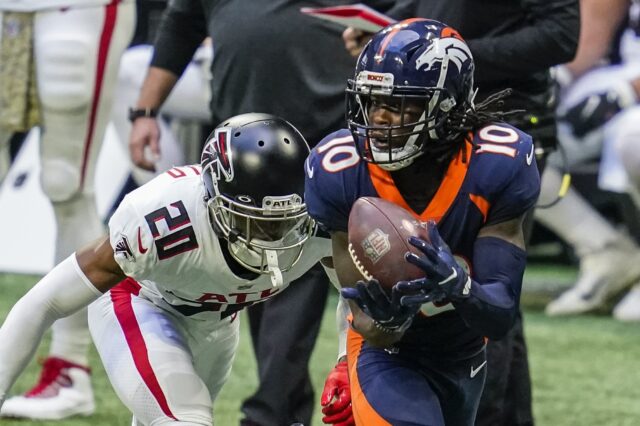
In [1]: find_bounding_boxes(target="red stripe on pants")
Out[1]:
[110,278,177,420]
[80,0,118,188]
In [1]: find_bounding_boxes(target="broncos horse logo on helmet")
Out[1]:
[346,18,477,171]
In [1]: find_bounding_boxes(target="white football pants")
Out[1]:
[88,281,240,425]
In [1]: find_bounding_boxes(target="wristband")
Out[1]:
[128,107,158,123]
[373,317,413,334]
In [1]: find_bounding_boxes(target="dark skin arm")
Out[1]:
[76,236,127,293]
[477,215,526,250]
[331,231,405,348]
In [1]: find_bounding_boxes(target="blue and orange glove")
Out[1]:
[396,220,472,306]
[341,279,419,332]
[320,360,353,426]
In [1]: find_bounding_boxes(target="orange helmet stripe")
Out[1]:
[375,18,426,62]
[441,26,465,41]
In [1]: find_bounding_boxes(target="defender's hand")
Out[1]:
[129,117,161,171]
[320,361,354,426]
[397,221,471,306]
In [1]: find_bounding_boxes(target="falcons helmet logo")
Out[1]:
[201,127,234,182]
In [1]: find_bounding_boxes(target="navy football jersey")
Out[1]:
[305,124,540,357]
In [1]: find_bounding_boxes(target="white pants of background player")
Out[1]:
[0,0,135,375]
[88,288,239,425]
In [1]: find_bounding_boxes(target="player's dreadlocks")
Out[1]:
[455,88,523,135]
[428,88,522,163]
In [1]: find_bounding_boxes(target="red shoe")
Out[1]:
[0,357,95,419]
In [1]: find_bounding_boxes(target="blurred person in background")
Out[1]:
[111,0,212,188]
[111,41,212,186]
[541,0,640,322]
[0,0,134,419]
[337,1,579,426]
[128,1,358,425]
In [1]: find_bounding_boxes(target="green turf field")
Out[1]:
[0,265,639,425]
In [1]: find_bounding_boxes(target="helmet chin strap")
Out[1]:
[265,250,283,288]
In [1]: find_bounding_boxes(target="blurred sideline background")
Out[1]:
[0,130,639,425]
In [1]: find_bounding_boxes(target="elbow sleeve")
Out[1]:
[455,237,527,339]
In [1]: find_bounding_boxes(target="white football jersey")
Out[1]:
[109,165,331,322]
[0,0,112,12]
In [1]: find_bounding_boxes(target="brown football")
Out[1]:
[348,197,429,290]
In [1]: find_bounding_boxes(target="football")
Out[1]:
[347,197,429,290]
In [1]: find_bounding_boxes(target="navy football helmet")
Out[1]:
[346,18,476,170]
[201,113,314,286]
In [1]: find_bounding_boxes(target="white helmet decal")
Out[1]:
[415,37,472,76]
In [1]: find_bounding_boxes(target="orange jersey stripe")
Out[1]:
[367,162,414,214]
[346,328,392,426]
[469,193,491,223]
[367,141,473,223]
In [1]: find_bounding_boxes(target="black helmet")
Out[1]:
[201,113,314,285]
